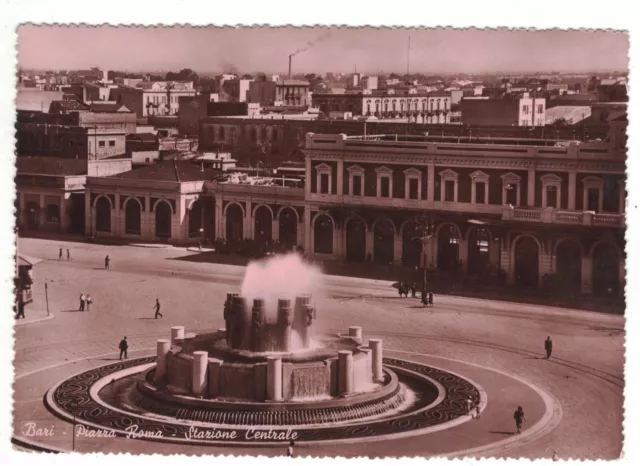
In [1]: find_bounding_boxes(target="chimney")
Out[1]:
[288,55,293,80]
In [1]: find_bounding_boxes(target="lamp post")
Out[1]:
[412,213,436,293]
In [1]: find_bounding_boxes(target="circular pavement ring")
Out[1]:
[44,356,485,446]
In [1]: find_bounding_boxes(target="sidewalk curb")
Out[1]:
[15,313,55,327]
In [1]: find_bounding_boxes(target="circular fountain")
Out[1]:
[136,292,409,425]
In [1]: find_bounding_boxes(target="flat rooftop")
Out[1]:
[344,134,601,147]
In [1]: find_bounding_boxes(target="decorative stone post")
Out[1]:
[360,347,373,383]
[223,292,239,346]
[155,339,171,383]
[266,356,283,401]
[338,350,354,396]
[348,326,362,341]
[277,299,293,352]
[251,299,266,352]
[207,358,222,398]
[369,338,384,383]
[294,295,313,348]
[230,296,247,349]
[192,351,208,396]
[171,326,185,342]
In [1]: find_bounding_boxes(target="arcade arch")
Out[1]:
[124,198,142,235]
[95,196,111,233]
[345,216,367,262]
[313,213,334,255]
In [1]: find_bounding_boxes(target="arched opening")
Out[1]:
[373,219,395,265]
[188,199,203,238]
[314,214,333,254]
[155,201,172,239]
[279,208,298,249]
[555,240,582,293]
[124,199,141,235]
[592,242,620,296]
[514,236,539,287]
[95,197,111,233]
[437,224,460,272]
[468,228,491,276]
[402,221,422,267]
[254,205,273,246]
[345,218,366,262]
[226,203,244,242]
[26,202,39,229]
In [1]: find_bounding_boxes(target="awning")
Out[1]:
[17,254,43,267]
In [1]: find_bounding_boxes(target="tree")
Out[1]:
[166,68,199,84]
[551,117,571,128]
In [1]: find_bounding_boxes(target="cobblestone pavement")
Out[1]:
[12,237,625,459]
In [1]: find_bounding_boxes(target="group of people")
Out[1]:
[58,248,71,261]
[78,293,93,312]
[396,282,435,307]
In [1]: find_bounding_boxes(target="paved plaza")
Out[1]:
[12,237,624,459]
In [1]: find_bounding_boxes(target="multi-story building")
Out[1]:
[109,81,197,117]
[275,80,310,107]
[461,96,546,127]
[16,110,136,160]
[85,115,626,296]
[312,89,452,124]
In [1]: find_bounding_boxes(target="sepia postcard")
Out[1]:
[8,24,628,461]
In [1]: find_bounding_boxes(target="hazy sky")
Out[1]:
[17,26,629,74]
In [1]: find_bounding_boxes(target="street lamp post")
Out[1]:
[412,213,436,293]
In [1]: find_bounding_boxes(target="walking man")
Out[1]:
[545,336,553,359]
[79,293,86,312]
[119,336,128,360]
[514,406,526,434]
[287,440,295,457]
[428,291,434,308]
[66,248,71,261]
[16,300,25,319]
[154,299,163,319]
[466,397,473,416]
[105,255,110,269]
[411,283,416,298]
[58,248,63,261]
[86,294,93,312]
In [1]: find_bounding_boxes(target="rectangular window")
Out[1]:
[108,140,115,147]
[523,105,530,114]
[506,184,518,205]
[475,182,486,204]
[380,177,390,198]
[537,104,544,114]
[320,174,329,194]
[587,188,600,212]
[352,175,362,196]
[547,187,558,208]
[98,141,105,148]
[444,180,455,202]
[409,178,419,200]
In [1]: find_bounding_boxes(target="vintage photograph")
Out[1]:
[11,26,627,459]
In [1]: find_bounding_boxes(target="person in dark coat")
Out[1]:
[410,283,416,298]
[428,291,434,308]
[105,255,110,269]
[397,283,404,297]
[514,406,526,434]
[16,300,25,319]
[153,299,163,319]
[119,337,128,360]
[544,336,553,359]
[66,248,71,261]
[58,248,63,261]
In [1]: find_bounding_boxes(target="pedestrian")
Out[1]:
[287,440,295,457]
[411,282,416,298]
[397,283,403,298]
[466,397,473,415]
[514,406,526,434]
[154,298,163,319]
[119,336,128,360]
[105,255,110,269]
[475,405,481,419]
[79,293,86,312]
[58,248,63,261]
[66,248,71,261]
[198,242,203,252]
[16,300,25,319]
[545,336,553,359]
[86,294,93,312]
[428,291,434,308]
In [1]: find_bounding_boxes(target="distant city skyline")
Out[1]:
[17,26,629,75]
